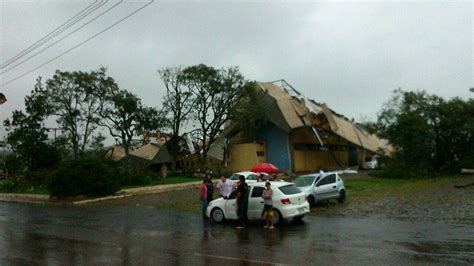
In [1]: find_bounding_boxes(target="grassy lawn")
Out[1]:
[310,174,474,224]
[0,180,50,195]
[343,177,406,192]
[0,175,199,195]
[121,175,198,189]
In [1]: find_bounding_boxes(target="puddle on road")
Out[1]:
[399,240,474,264]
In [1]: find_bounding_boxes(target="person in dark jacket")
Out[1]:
[235,175,249,229]
[205,175,214,204]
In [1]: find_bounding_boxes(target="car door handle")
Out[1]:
[260,201,264,203]
[332,186,336,188]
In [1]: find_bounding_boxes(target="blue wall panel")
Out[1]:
[256,123,292,172]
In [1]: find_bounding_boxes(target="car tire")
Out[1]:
[272,209,283,225]
[307,195,315,206]
[337,190,346,203]
[210,208,225,223]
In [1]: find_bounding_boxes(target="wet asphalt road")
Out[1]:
[0,202,473,265]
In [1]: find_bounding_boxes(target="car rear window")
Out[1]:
[251,187,264,197]
[278,184,302,195]
[294,175,316,187]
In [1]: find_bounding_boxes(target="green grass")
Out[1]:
[343,178,406,192]
[0,180,50,195]
[121,175,198,189]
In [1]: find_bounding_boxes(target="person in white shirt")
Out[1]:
[217,175,234,199]
[318,166,326,178]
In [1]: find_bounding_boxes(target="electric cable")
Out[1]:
[0,0,154,87]
[0,0,120,74]
[0,0,106,68]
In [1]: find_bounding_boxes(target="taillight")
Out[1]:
[281,198,291,205]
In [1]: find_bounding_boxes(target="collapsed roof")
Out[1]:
[257,81,392,155]
[105,142,172,164]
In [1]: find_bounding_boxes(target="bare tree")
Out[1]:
[45,68,113,158]
[101,88,164,156]
[159,67,197,171]
[182,64,247,168]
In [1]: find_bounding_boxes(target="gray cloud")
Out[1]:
[1,0,472,141]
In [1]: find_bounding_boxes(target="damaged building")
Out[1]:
[208,80,392,174]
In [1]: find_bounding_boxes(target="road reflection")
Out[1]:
[0,202,472,265]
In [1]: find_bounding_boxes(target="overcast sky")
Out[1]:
[0,0,472,141]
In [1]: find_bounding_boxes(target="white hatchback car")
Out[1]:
[228,171,270,184]
[294,172,346,205]
[206,181,310,224]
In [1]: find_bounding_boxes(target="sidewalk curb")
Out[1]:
[0,193,51,204]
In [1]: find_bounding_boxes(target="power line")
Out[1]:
[0,1,105,68]
[1,0,119,74]
[0,0,154,87]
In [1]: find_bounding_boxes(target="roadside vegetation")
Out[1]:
[121,176,197,189]
[364,89,473,178]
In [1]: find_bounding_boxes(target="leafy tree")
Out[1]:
[182,64,248,168]
[376,89,474,176]
[90,133,107,153]
[44,68,115,158]
[159,67,196,171]
[231,81,267,134]
[101,89,164,156]
[3,78,54,172]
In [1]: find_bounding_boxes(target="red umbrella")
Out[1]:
[250,163,278,173]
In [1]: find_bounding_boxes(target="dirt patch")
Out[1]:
[310,175,474,225]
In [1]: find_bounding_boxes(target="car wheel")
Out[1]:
[307,195,315,206]
[272,209,283,225]
[337,190,346,203]
[210,208,225,223]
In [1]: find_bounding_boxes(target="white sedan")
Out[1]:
[206,181,310,224]
[228,171,270,183]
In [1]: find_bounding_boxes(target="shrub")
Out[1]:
[117,163,156,186]
[0,177,29,192]
[374,159,431,179]
[119,173,153,186]
[48,156,120,198]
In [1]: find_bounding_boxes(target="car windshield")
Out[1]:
[229,174,240,180]
[279,184,302,195]
[294,175,316,187]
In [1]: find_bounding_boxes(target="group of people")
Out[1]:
[199,174,275,230]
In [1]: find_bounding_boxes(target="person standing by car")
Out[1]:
[199,179,208,219]
[262,181,274,229]
[318,166,326,178]
[205,175,214,204]
[236,175,249,229]
[217,175,233,199]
